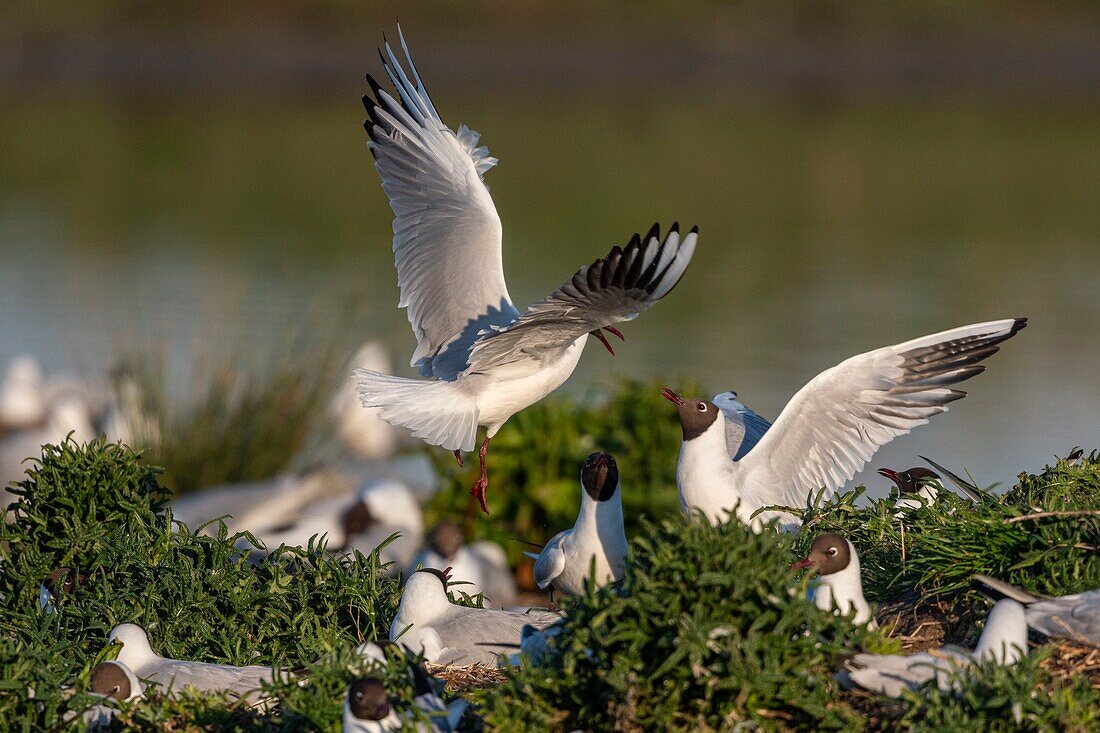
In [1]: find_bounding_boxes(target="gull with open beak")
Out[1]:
[353,28,697,513]
[663,319,1026,529]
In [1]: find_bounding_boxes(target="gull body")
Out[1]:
[390,570,561,666]
[973,574,1100,648]
[353,29,697,512]
[408,521,515,604]
[845,599,1028,697]
[529,452,628,597]
[0,356,46,431]
[795,534,876,629]
[109,623,273,703]
[83,660,144,729]
[665,319,1027,530]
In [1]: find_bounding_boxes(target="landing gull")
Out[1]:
[353,28,697,512]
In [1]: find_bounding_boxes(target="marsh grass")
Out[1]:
[1,437,1098,730]
[120,319,362,495]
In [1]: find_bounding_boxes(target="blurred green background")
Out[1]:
[2,1,1098,493]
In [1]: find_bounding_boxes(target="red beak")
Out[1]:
[604,326,625,341]
[594,452,608,468]
[661,387,685,406]
[442,566,453,581]
[792,557,815,570]
[877,468,900,483]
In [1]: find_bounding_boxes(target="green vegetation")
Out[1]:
[1,436,1097,731]
[791,452,1100,614]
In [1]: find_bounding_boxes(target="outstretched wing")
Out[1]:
[466,224,697,372]
[712,391,772,461]
[739,318,1027,508]
[364,28,520,379]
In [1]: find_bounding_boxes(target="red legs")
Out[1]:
[590,326,626,356]
[469,435,492,514]
[453,450,464,468]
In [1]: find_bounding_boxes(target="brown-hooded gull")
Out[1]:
[878,457,982,513]
[108,623,273,703]
[38,566,84,613]
[352,28,698,513]
[343,675,466,733]
[844,599,1028,697]
[390,569,561,667]
[793,534,876,629]
[663,318,1026,529]
[407,520,515,605]
[527,451,627,598]
[972,574,1100,648]
[82,660,144,729]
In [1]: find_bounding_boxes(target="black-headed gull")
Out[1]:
[972,574,1100,648]
[38,567,83,613]
[407,520,516,605]
[794,534,876,629]
[343,675,466,733]
[353,29,698,513]
[528,451,627,598]
[90,660,144,702]
[390,569,561,666]
[663,318,1026,529]
[109,623,273,703]
[879,460,982,512]
[83,660,144,729]
[844,599,1028,697]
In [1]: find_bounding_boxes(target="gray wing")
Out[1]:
[532,531,569,590]
[712,392,772,461]
[466,224,697,372]
[738,319,1026,508]
[845,648,972,697]
[1028,592,1100,646]
[433,607,564,666]
[364,29,521,379]
[147,661,272,700]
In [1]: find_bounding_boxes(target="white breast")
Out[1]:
[473,337,586,432]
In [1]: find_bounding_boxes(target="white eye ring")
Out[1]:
[828,547,838,555]
[697,403,708,412]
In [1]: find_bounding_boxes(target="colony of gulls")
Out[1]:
[9,26,1099,733]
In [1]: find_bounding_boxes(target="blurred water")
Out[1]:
[2,82,1097,496]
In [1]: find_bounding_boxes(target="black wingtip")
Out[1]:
[668,221,680,235]
[689,224,699,235]
[628,232,642,249]
[644,223,660,243]
[1010,317,1028,334]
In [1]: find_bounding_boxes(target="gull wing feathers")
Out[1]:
[713,391,772,461]
[846,648,973,697]
[364,28,520,379]
[466,224,697,372]
[532,531,569,590]
[739,318,1027,508]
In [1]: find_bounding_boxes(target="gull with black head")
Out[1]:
[353,28,698,513]
[664,318,1027,529]
[793,533,876,628]
[344,675,465,733]
[83,660,144,729]
[527,451,628,598]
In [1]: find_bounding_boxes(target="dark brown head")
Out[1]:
[661,388,720,441]
[341,501,377,539]
[792,534,851,576]
[42,567,82,596]
[877,467,940,495]
[427,520,464,560]
[347,677,390,721]
[90,661,131,702]
[581,452,619,502]
[414,567,450,589]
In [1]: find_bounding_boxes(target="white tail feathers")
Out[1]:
[353,369,479,452]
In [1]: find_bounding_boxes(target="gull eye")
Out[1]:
[697,403,708,412]
[112,685,120,694]
[828,547,838,556]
